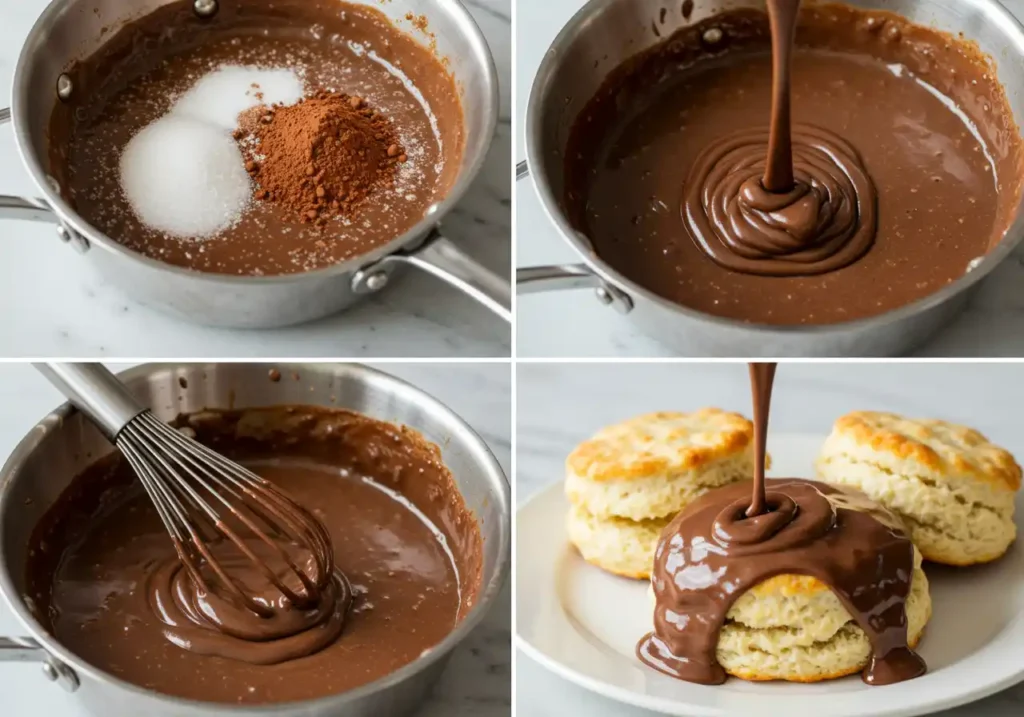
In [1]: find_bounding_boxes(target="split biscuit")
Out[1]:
[565,409,757,578]
[816,411,1020,565]
[718,550,930,682]
[566,503,669,579]
[566,409,756,521]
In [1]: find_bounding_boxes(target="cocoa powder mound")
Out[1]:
[237,92,404,226]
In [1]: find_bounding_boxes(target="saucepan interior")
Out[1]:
[527,0,1024,333]
[0,363,509,714]
[13,0,497,281]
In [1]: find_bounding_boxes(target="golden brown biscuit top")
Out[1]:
[831,411,1021,491]
[566,408,753,483]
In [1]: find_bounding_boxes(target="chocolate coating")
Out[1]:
[637,362,925,686]
[636,478,924,685]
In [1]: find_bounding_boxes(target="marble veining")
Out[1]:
[0,362,511,716]
[515,0,1024,358]
[0,0,510,358]
[516,362,1024,715]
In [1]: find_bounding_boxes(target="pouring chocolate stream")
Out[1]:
[683,0,877,276]
[636,362,926,685]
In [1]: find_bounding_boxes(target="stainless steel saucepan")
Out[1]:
[0,362,510,716]
[517,0,1024,356]
[1,0,511,328]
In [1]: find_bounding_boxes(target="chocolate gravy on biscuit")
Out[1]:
[636,363,926,685]
[27,406,483,704]
[566,4,1024,325]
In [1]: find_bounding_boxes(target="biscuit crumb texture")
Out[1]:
[718,552,930,681]
[817,411,1019,565]
[566,409,757,521]
[566,503,668,579]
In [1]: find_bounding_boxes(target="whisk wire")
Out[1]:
[141,416,331,603]
[114,412,333,617]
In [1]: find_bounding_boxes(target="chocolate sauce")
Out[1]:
[49,0,464,276]
[763,0,797,193]
[684,0,877,277]
[566,5,1024,324]
[636,362,926,685]
[746,362,775,517]
[148,537,351,665]
[27,406,483,704]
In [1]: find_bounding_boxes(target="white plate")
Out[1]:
[515,433,1024,717]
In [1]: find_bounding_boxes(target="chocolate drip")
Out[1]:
[636,363,926,685]
[683,0,877,277]
[762,0,797,193]
[747,362,775,516]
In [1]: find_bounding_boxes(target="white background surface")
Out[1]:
[516,362,1024,716]
[0,361,511,716]
[514,0,1024,357]
[0,0,511,358]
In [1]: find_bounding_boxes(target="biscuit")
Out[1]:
[648,549,931,682]
[816,411,1021,565]
[566,409,757,522]
[566,503,668,579]
[719,550,931,682]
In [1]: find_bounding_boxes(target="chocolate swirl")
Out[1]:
[636,479,924,685]
[683,124,877,276]
[148,540,352,665]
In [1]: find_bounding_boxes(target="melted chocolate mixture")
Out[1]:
[684,0,877,276]
[566,5,1024,325]
[27,406,483,704]
[49,0,463,275]
[636,363,925,685]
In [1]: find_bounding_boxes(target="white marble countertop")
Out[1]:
[0,361,510,716]
[515,362,1024,716]
[515,0,1024,358]
[0,0,510,358]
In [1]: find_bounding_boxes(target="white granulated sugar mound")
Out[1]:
[173,66,304,130]
[119,65,304,238]
[120,115,252,238]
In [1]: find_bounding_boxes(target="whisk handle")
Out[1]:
[34,363,146,439]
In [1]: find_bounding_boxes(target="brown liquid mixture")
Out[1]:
[636,363,925,684]
[27,406,483,704]
[566,5,1024,325]
[49,0,463,276]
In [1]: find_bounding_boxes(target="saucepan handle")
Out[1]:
[514,161,633,313]
[0,637,79,692]
[357,231,512,323]
[0,107,58,224]
[517,264,634,314]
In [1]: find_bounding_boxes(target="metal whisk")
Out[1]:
[36,363,334,617]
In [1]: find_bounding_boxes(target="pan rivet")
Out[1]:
[702,27,724,45]
[366,272,389,292]
[595,287,613,305]
[56,74,73,101]
[193,0,218,18]
[41,663,58,681]
[56,226,72,243]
